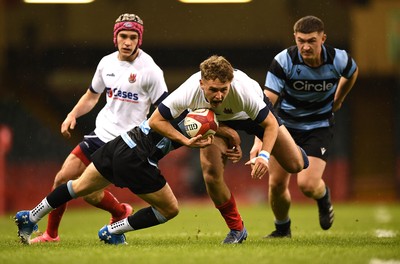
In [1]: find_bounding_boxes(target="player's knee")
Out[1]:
[167,206,179,220]
[298,180,316,197]
[53,170,71,187]
[275,153,304,174]
[269,179,288,194]
[289,162,304,174]
[202,172,224,187]
[162,204,179,220]
[284,151,307,173]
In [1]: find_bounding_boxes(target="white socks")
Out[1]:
[29,198,54,223]
[108,218,134,234]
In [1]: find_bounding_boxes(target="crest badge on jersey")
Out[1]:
[129,73,137,83]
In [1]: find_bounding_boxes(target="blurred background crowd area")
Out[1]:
[0,0,399,213]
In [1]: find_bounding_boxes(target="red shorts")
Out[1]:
[71,131,106,166]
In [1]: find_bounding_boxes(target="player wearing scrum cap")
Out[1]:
[29,13,169,243]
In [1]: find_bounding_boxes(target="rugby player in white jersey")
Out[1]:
[149,55,309,244]
[30,13,169,243]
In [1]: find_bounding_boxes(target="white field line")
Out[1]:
[370,206,399,264]
[374,206,397,238]
[374,229,397,238]
[370,259,400,264]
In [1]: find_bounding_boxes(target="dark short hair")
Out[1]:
[200,55,234,83]
[293,16,324,34]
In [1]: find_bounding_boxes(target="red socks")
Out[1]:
[216,194,243,231]
[45,190,123,238]
[46,203,67,238]
[94,190,125,218]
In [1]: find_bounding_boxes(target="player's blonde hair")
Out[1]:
[200,55,234,83]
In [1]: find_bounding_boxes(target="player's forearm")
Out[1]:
[258,111,279,154]
[69,91,100,119]
[216,124,241,147]
[148,110,189,146]
[260,124,277,155]
[335,68,358,104]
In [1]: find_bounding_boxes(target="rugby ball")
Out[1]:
[184,109,219,138]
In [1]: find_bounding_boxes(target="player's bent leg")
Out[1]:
[297,157,326,198]
[98,184,178,245]
[200,137,246,244]
[297,158,334,230]
[200,140,231,204]
[264,157,292,238]
[272,126,306,173]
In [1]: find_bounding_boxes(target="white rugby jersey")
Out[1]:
[160,69,267,122]
[91,49,168,142]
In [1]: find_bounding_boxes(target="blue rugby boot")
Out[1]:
[222,226,248,244]
[14,211,38,244]
[98,225,127,245]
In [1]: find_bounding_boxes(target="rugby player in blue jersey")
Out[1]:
[14,117,214,245]
[251,16,358,237]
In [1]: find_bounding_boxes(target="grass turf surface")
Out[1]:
[1,202,399,264]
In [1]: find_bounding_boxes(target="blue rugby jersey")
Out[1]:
[265,45,357,130]
[121,111,189,164]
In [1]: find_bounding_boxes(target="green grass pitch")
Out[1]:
[1,202,399,264]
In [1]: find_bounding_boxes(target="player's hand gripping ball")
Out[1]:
[184,109,219,138]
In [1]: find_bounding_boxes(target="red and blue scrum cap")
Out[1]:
[113,13,144,47]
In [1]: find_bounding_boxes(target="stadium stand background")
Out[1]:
[0,0,399,213]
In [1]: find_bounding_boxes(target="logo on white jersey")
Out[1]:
[129,73,137,83]
[106,87,139,102]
